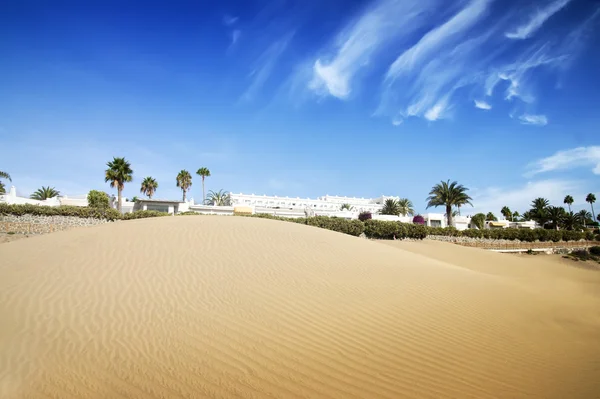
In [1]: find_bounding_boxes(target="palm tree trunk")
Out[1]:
[446,205,453,228]
[590,203,596,223]
[183,189,186,202]
[568,204,571,212]
[117,187,122,212]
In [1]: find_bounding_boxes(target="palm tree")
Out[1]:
[577,210,592,227]
[471,213,486,230]
[563,195,574,212]
[176,170,192,202]
[105,157,133,212]
[512,211,520,222]
[340,203,354,211]
[397,198,414,216]
[0,170,11,195]
[30,186,60,200]
[529,197,550,226]
[196,167,211,204]
[426,180,473,227]
[501,206,512,221]
[546,206,565,230]
[486,212,498,221]
[380,199,401,216]
[562,212,581,231]
[140,177,158,199]
[586,193,596,222]
[206,189,231,206]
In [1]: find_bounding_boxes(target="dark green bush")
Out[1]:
[363,220,402,239]
[584,231,595,241]
[306,216,364,237]
[177,211,201,216]
[0,203,121,221]
[590,246,600,256]
[122,210,170,220]
[405,223,427,240]
[87,190,110,209]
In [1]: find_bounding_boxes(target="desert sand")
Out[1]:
[1,216,599,398]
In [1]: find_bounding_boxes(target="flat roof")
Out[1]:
[136,199,183,204]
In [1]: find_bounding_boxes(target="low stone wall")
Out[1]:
[0,214,111,234]
[426,235,597,249]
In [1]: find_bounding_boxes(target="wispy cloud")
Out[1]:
[386,0,491,80]
[231,30,241,46]
[474,100,491,110]
[223,15,239,26]
[505,0,572,40]
[525,146,600,176]
[241,32,295,102]
[307,0,435,99]
[519,113,548,126]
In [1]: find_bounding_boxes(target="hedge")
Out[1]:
[0,204,168,221]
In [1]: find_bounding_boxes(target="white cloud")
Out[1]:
[223,15,239,26]
[241,32,295,101]
[468,179,583,215]
[519,113,548,126]
[307,0,435,99]
[505,0,572,39]
[386,0,491,80]
[525,146,600,176]
[474,100,491,110]
[231,30,241,46]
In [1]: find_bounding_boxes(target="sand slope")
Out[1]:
[1,217,599,398]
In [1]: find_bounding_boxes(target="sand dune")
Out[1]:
[1,216,599,398]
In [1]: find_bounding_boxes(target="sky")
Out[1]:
[1,0,599,216]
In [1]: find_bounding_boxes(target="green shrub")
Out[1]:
[122,210,170,220]
[405,223,427,239]
[177,211,201,216]
[364,220,402,239]
[87,190,110,209]
[306,216,364,237]
[589,246,600,256]
[462,229,483,238]
[0,203,121,221]
[584,231,595,241]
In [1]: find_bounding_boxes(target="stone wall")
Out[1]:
[426,234,596,249]
[0,214,111,234]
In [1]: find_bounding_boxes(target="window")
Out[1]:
[430,220,442,228]
[147,204,169,213]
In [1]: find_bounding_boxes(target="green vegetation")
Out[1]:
[501,206,512,221]
[196,167,211,204]
[563,195,574,212]
[471,213,485,230]
[122,210,170,220]
[177,211,202,216]
[586,193,596,222]
[397,198,414,216]
[87,190,110,209]
[30,186,60,200]
[0,203,121,221]
[140,177,158,199]
[105,157,133,212]
[485,212,497,221]
[426,180,472,227]
[176,170,192,202]
[0,170,11,194]
[206,189,231,206]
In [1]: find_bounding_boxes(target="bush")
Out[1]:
[0,203,121,221]
[412,215,425,225]
[590,246,600,256]
[305,216,364,237]
[122,210,170,220]
[358,211,372,222]
[87,190,110,209]
[364,220,401,239]
[177,211,201,216]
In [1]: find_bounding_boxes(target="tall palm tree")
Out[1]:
[562,212,581,231]
[196,167,211,204]
[140,177,159,199]
[586,193,596,222]
[426,180,473,227]
[206,189,231,206]
[340,203,354,211]
[176,170,192,202]
[380,199,401,216]
[0,170,11,195]
[486,212,498,221]
[563,195,574,212]
[529,197,550,226]
[397,198,415,216]
[512,211,520,222]
[500,206,512,221]
[547,206,565,230]
[577,210,592,227]
[30,186,60,200]
[105,157,133,212]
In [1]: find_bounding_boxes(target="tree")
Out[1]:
[500,206,512,221]
[426,180,473,227]
[546,206,566,230]
[140,176,159,199]
[30,186,60,200]
[380,199,401,216]
[562,212,582,231]
[471,213,486,230]
[105,157,133,212]
[176,170,192,202]
[586,193,596,222]
[87,190,110,209]
[577,210,592,227]
[206,189,231,206]
[512,211,520,222]
[340,203,354,211]
[563,195,574,212]
[397,198,414,216]
[528,197,550,226]
[0,170,11,195]
[196,167,211,204]
[486,212,498,221]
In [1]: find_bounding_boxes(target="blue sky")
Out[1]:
[1,0,599,215]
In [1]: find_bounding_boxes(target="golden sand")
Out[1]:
[1,216,599,398]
